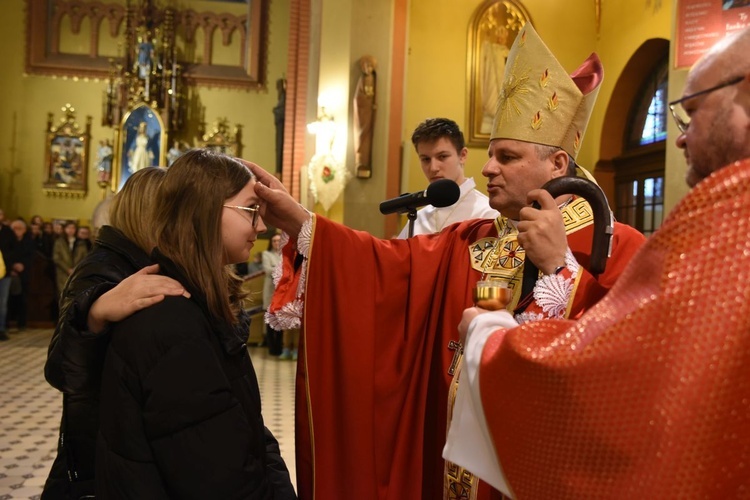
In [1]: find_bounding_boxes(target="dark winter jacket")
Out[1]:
[95,249,295,499]
[43,226,150,499]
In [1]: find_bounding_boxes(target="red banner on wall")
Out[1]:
[676,0,750,68]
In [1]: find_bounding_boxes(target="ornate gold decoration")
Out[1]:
[200,118,242,157]
[465,0,532,147]
[43,104,92,198]
[26,0,267,89]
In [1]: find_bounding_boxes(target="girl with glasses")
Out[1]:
[96,149,296,499]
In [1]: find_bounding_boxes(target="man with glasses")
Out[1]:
[445,27,750,498]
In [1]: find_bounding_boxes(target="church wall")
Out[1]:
[0,0,290,226]
[341,0,396,235]
[400,0,680,215]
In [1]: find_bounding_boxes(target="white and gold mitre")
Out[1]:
[491,23,603,160]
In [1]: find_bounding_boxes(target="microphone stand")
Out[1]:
[406,208,418,238]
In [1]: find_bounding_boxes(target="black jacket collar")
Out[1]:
[150,247,250,355]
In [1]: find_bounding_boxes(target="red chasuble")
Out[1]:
[273,212,644,499]
[477,160,750,498]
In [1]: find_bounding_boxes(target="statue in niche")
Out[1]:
[272,78,286,174]
[479,24,510,134]
[167,140,185,167]
[353,55,377,179]
[96,139,113,185]
[129,122,153,173]
[136,36,155,79]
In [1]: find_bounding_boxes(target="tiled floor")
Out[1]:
[0,328,297,498]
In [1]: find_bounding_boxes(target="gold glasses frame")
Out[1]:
[223,204,261,228]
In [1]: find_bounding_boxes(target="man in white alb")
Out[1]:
[398,117,498,238]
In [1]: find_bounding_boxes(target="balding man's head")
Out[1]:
[674,28,750,187]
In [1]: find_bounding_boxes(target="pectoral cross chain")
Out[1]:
[447,340,463,376]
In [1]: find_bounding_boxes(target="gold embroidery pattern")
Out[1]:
[497,57,531,128]
[444,360,478,500]
[547,91,559,111]
[539,68,549,88]
[573,130,582,154]
[498,239,524,269]
[531,111,542,130]
[469,219,525,309]
[449,202,594,497]
[561,197,594,233]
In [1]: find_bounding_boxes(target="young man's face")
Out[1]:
[416,137,468,186]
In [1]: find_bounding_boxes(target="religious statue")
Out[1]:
[129,122,153,173]
[480,25,510,134]
[96,139,113,185]
[167,140,184,167]
[272,78,286,174]
[353,55,377,179]
[136,37,155,80]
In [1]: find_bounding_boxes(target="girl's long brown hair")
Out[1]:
[109,167,167,254]
[153,149,251,324]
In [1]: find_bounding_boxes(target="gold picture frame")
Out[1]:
[466,0,531,147]
[112,103,166,192]
[44,104,91,198]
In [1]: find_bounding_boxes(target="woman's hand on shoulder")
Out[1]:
[87,264,190,334]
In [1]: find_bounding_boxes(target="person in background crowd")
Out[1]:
[0,209,14,340]
[30,221,53,257]
[76,226,92,253]
[7,219,34,332]
[262,232,283,356]
[51,220,64,240]
[247,253,263,275]
[52,221,87,297]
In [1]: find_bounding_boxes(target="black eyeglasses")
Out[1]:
[668,75,745,133]
[223,204,261,228]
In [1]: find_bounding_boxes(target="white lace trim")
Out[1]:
[515,311,544,325]
[531,248,579,319]
[271,258,283,288]
[279,231,290,249]
[265,300,304,330]
[564,248,580,277]
[297,216,314,257]
[265,215,314,330]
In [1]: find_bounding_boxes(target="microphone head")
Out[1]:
[426,179,460,208]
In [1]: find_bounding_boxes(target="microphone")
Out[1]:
[379,179,460,215]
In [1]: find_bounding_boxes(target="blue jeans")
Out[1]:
[0,276,10,332]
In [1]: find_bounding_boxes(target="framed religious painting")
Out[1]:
[113,104,166,192]
[465,0,531,147]
[43,104,91,198]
